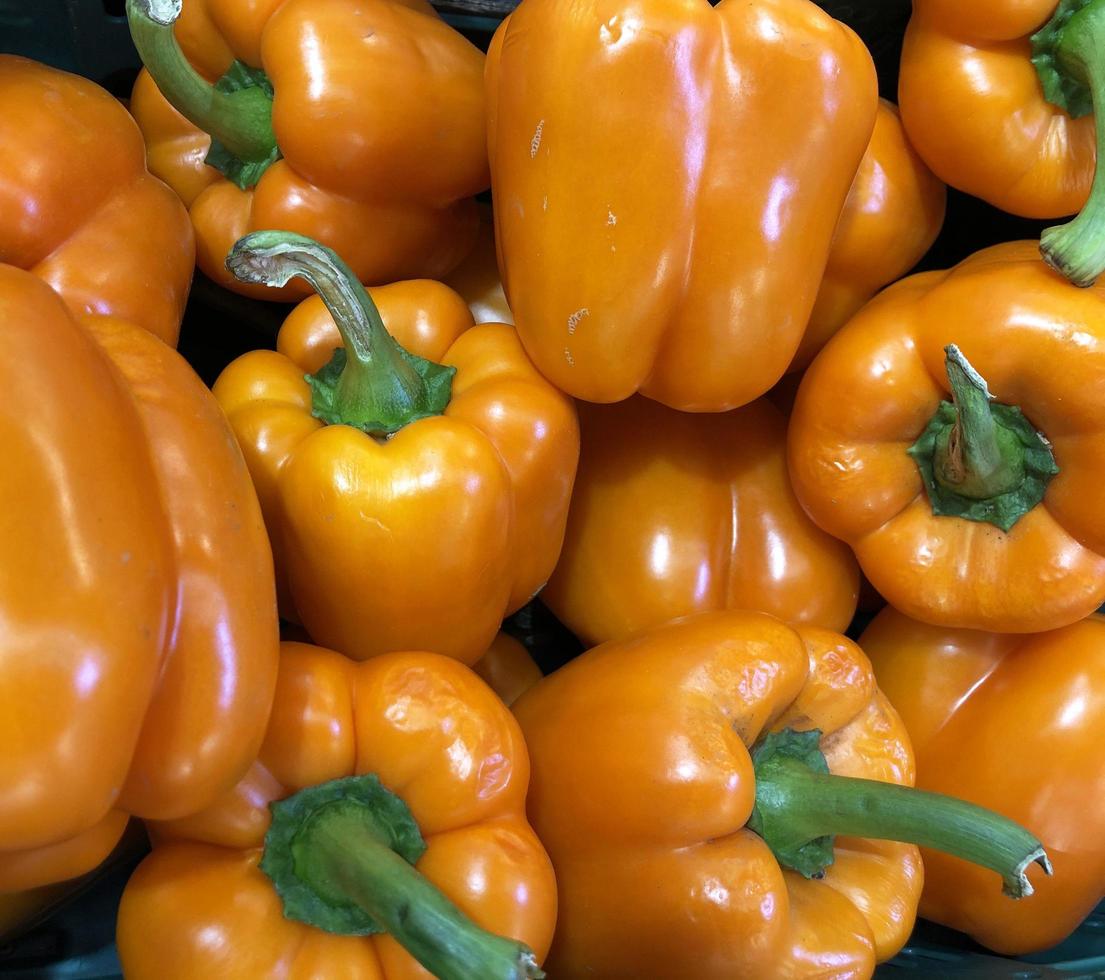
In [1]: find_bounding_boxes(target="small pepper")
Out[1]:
[213,232,578,663]
[513,611,1049,978]
[126,0,487,300]
[117,641,557,979]
[788,240,1105,632]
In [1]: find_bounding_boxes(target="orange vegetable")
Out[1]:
[862,607,1105,954]
[788,240,1105,632]
[443,203,513,325]
[789,99,946,374]
[542,396,859,647]
[899,0,1105,285]
[0,55,193,346]
[485,0,878,411]
[117,641,557,979]
[214,232,578,663]
[126,0,487,300]
[0,270,277,894]
[514,612,1049,978]
[472,633,543,707]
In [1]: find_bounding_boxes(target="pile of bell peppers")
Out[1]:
[5,0,1105,976]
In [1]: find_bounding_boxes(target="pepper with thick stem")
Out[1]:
[787,240,1105,633]
[117,642,557,978]
[212,232,578,665]
[513,612,1048,979]
[125,0,487,299]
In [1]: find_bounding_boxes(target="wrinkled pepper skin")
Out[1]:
[0,272,278,893]
[513,612,922,978]
[130,0,488,300]
[789,99,946,375]
[485,0,878,411]
[542,396,859,647]
[213,285,578,664]
[117,641,558,978]
[0,56,193,346]
[862,608,1105,954]
[898,1,1091,219]
[787,241,1105,633]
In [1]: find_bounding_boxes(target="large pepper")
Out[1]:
[0,55,193,346]
[899,0,1105,285]
[789,99,946,375]
[213,232,578,663]
[513,611,1049,979]
[0,270,278,894]
[861,607,1105,954]
[117,640,557,979]
[126,0,487,301]
[485,0,878,411]
[787,240,1105,632]
[541,395,860,648]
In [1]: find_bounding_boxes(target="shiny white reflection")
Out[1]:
[762,176,795,244]
[648,534,672,578]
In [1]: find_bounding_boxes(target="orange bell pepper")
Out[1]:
[117,640,557,979]
[788,240,1105,632]
[0,270,277,894]
[473,632,543,707]
[443,203,513,325]
[513,611,1049,979]
[485,0,878,411]
[899,0,1105,284]
[213,232,578,663]
[789,99,946,375]
[0,55,193,346]
[542,396,860,648]
[125,0,487,301]
[862,607,1105,954]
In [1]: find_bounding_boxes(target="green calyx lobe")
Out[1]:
[126,0,280,189]
[749,728,1052,899]
[225,231,454,435]
[1032,0,1096,118]
[907,345,1057,532]
[261,775,544,980]
[1031,0,1105,284]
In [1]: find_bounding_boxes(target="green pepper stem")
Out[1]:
[1039,0,1105,286]
[126,0,277,165]
[934,345,1025,499]
[308,809,542,980]
[226,231,454,434]
[755,750,1051,899]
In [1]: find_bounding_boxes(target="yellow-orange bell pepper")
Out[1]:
[899,0,1105,285]
[0,55,193,346]
[117,641,557,979]
[790,99,946,374]
[862,608,1105,954]
[788,240,1105,632]
[213,232,578,664]
[486,0,878,411]
[126,0,488,300]
[542,395,860,647]
[514,612,1049,979]
[0,269,277,895]
[473,632,543,707]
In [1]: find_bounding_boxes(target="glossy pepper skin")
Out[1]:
[788,240,1105,633]
[862,608,1105,954]
[213,236,578,664]
[128,0,487,301]
[473,633,543,707]
[789,99,946,375]
[117,641,557,978]
[0,271,278,893]
[514,612,924,978]
[542,396,860,648]
[0,56,193,346]
[898,0,1091,221]
[485,0,877,411]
